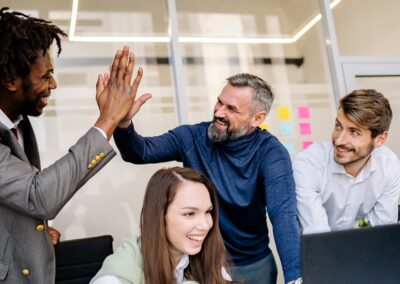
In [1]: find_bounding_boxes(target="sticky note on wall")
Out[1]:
[302,140,314,149]
[283,142,296,156]
[297,106,310,119]
[277,107,291,120]
[299,122,312,135]
[279,122,293,136]
[259,123,268,131]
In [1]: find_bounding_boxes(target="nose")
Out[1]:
[334,130,348,145]
[196,214,213,231]
[49,76,57,90]
[214,104,226,118]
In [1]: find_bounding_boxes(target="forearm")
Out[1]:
[0,128,115,219]
[113,123,182,164]
[270,195,302,282]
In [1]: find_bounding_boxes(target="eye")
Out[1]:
[350,129,360,136]
[183,211,195,217]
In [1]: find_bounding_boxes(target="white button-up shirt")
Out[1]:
[294,142,400,234]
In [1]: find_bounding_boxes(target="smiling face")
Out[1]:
[332,108,386,176]
[165,180,213,266]
[208,84,260,143]
[11,50,57,119]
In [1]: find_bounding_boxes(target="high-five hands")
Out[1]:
[94,45,152,139]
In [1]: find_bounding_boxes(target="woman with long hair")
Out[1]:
[91,167,232,284]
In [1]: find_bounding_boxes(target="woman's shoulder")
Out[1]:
[90,237,143,284]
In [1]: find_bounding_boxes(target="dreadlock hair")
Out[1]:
[0,7,67,85]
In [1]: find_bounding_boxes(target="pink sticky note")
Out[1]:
[299,122,311,135]
[302,140,314,149]
[298,106,310,119]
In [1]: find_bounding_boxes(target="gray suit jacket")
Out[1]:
[0,117,115,283]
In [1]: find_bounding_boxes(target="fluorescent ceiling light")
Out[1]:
[69,0,342,44]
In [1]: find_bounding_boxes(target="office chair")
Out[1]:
[55,235,113,284]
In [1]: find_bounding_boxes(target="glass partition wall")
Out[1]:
[2,1,368,282]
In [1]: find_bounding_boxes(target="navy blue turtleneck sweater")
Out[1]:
[114,121,301,282]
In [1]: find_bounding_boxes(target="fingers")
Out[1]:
[130,67,143,96]
[103,73,109,86]
[96,74,104,99]
[132,93,152,114]
[109,48,123,81]
[117,46,130,82]
[48,226,61,245]
[123,52,135,86]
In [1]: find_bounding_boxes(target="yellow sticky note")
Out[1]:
[277,107,291,120]
[259,123,268,130]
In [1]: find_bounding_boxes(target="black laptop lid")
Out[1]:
[302,223,400,284]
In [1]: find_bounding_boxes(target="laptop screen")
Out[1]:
[302,223,400,284]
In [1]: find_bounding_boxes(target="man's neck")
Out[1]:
[344,154,372,177]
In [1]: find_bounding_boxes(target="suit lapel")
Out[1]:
[0,120,31,164]
[0,117,41,170]
[20,116,41,170]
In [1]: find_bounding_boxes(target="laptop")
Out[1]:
[302,223,400,284]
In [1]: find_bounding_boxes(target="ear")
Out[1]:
[250,111,267,128]
[373,131,388,148]
[1,75,19,92]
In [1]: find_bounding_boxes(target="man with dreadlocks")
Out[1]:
[0,7,150,283]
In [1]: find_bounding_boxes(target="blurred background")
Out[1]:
[3,1,400,282]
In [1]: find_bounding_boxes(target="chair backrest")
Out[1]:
[55,235,113,284]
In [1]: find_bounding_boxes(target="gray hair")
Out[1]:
[226,73,274,113]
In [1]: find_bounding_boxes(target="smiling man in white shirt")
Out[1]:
[294,89,400,234]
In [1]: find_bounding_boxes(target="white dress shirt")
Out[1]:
[0,108,24,148]
[294,142,400,234]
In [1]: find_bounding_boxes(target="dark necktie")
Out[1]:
[10,127,19,140]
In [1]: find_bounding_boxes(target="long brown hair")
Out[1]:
[141,167,231,284]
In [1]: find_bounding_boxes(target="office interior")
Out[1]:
[3,0,400,282]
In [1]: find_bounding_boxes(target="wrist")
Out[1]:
[94,117,120,140]
[118,119,132,129]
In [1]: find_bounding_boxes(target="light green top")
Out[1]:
[90,237,198,284]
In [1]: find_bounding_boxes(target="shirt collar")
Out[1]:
[174,254,189,283]
[0,108,23,129]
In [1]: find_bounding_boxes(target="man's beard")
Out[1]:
[333,140,374,166]
[207,117,249,143]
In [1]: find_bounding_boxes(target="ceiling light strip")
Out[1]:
[68,0,79,40]
[68,0,342,44]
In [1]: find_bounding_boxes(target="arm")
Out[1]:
[293,146,330,234]
[0,46,147,219]
[114,123,185,164]
[367,159,400,225]
[261,142,301,283]
[0,128,115,219]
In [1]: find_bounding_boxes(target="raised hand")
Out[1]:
[94,46,151,139]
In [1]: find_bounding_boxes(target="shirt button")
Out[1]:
[99,152,105,158]
[36,224,45,232]
[22,268,30,276]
